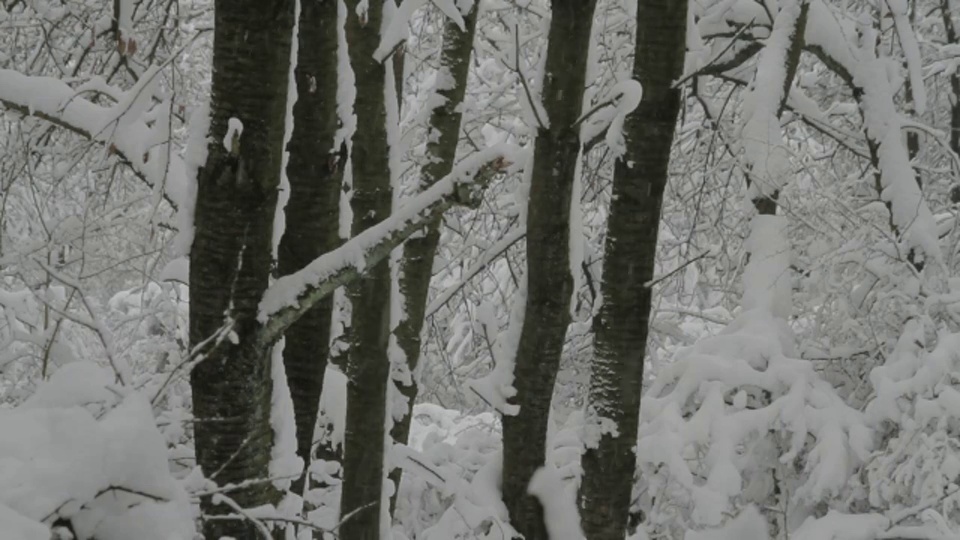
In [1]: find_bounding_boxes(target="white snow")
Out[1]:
[602,79,643,160]
[318,366,348,451]
[117,0,134,42]
[791,511,889,540]
[258,144,522,322]
[274,0,301,261]
[742,215,792,319]
[803,0,939,262]
[637,307,872,527]
[0,504,48,540]
[223,117,243,152]
[527,465,585,540]
[376,0,425,63]
[159,257,190,284]
[685,505,768,540]
[0,68,198,254]
[888,0,926,115]
[269,339,304,491]
[467,273,523,416]
[0,363,195,540]
[740,0,801,201]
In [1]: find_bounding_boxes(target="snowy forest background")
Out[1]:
[2,0,960,539]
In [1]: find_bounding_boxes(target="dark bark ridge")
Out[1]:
[188,1,294,539]
[500,1,598,539]
[276,0,344,495]
[578,1,688,538]
[339,0,393,538]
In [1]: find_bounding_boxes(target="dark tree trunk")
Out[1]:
[577,1,687,538]
[388,4,479,515]
[942,0,960,157]
[277,0,344,495]
[339,1,393,538]
[500,2,597,539]
[189,1,294,539]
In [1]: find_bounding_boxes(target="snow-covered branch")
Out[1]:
[0,68,197,252]
[802,1,940,262]
[257,145,521,345]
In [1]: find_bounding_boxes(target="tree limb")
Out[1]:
[256,145,520,346]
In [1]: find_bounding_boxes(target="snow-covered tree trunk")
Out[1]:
[340,0,393,537]
[188,1,294,538]
[744,0,808,216]
[500,2,597,539]
[388,1,479,515]
[276,0,344,495]
[577,1,688,538]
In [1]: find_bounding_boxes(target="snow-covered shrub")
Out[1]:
[393,403,506,539]
[858,320,960,536]
[0,362,196,540]
[635,308,873,538]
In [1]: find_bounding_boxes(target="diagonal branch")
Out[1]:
[0,69,189,214]
[256,145,521,346]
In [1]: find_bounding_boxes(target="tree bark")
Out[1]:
[577,1,688,538]
[500,2,597,539]
[942,0,960,157]
[188,1,294,539]
[277,0,344,495]
[340,1,393,538]
[388,3,479,515]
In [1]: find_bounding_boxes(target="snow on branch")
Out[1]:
[802,0,940,263]
[861,322,960,528]
[740,0,806,203]
[375,0,472,63]
[256,144,522,345]
[854,56,940,262]
[638,309,872,529]
[0,68,197,253]
[527,465,584,540]
[578,79,643,159]
[888,0,926,115]
[742,215,793,319]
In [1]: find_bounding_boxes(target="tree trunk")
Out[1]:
[942,0,960,157]
[388,3,479,514]
[340,1,393,538]
[577,1,687,538]
[500,2,597,539]
[750,1,807,215]
[189,1,294,539]
[277,0,344,495]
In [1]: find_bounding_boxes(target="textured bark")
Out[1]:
[905,2,921,189]
[340,1,392,538]
[577,1,687,538]
[388,4,478,514]
[500,2,597,539]
[942,0,960,156]
[188,1,294,539]
[277,0,343,495]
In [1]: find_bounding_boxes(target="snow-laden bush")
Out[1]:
[387,400,590,539]
[392,403,507,539]
[634,306,874,537]
[0,361,196,540]
[858,320,960,537]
